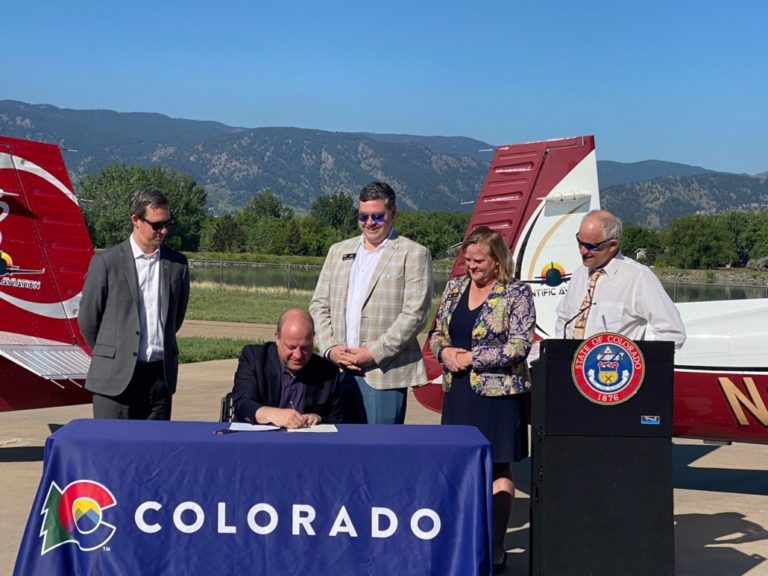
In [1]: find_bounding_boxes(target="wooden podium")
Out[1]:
[530,336,675,576]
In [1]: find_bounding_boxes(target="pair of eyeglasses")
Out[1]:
[575,234,611,251]
[356,212,386,224]
[141,217,174,231]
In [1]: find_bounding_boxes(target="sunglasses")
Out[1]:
[575,234,611,251]
[356,212,387,224]
[141,217,174,231]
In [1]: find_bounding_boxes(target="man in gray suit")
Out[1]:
[78,187,190,419]
[309,181,433,424]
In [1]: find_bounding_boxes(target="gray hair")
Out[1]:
[584,209,623,241]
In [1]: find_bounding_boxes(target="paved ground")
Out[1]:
[2,322,767,575]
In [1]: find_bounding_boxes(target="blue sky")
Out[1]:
[6,1,767,174]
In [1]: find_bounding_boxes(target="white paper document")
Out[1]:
[228,423,280,432]
[284,424,338,433]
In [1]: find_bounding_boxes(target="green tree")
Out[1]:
[739,210,768,264]
[162,169,208,252]
[310,191,357,237]
[396,210,471,260]
[621,223,663,264]
[234,189,296,253]
[296,215,342,256]
[202,214,247,252]
[661,214,735,268]
[78,164,207,251]
[718,211,759,266]
[242,189,294,220]
[273,218,307,256]
[78,165,141,249]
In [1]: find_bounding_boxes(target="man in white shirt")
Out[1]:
[309,182,433,424]
[555,209,686,349]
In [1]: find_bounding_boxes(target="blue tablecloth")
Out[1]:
[14,420,492,576]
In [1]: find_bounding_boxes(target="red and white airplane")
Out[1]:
[415,135,768,445]
[0,135,92,411]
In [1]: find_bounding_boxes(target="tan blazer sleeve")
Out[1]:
[309,240,353,355]
[365,240,433,366]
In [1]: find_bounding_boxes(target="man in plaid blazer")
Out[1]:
[309,181,433,424]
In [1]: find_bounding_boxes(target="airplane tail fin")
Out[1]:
[0,136,93,343]
[0,136,94,410]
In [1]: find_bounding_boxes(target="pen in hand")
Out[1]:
[289,401,309,428]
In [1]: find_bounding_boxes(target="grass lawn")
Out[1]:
[186,282,313,324]
[180,281,439,363]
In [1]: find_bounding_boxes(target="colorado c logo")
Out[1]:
[39,480,117,555]
[572,332,645,405]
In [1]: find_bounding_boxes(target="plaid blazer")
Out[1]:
[309,231,433,390]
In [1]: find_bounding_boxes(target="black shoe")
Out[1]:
[492,553,507,574]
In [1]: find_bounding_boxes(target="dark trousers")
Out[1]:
[92,361,172,420]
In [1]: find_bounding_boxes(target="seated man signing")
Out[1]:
[232,308,343,428]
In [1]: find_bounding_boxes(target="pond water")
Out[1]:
[189,261,767,302]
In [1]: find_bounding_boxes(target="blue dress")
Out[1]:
[440,287,529,463]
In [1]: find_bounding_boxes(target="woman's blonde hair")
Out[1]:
[462,225,515,283]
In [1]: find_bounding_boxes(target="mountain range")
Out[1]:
[1,100,766,227]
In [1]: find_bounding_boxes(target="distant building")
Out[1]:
[635,248,647,261]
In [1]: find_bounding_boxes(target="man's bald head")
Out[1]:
[275,309,315,373]
[577,210,622,269]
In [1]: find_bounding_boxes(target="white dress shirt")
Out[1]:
[555,252,686,349]
[345,236,388,348]
[130,236,164,361]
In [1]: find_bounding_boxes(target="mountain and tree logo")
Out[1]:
[39,480,117,555]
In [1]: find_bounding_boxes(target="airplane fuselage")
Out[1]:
[674,369,768,443]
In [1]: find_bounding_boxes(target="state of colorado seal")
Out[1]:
[571,332,645,405]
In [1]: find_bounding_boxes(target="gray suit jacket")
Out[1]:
[309,231,433,390]
[78,239,190,396]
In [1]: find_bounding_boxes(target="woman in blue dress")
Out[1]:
[430,226,536,572]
